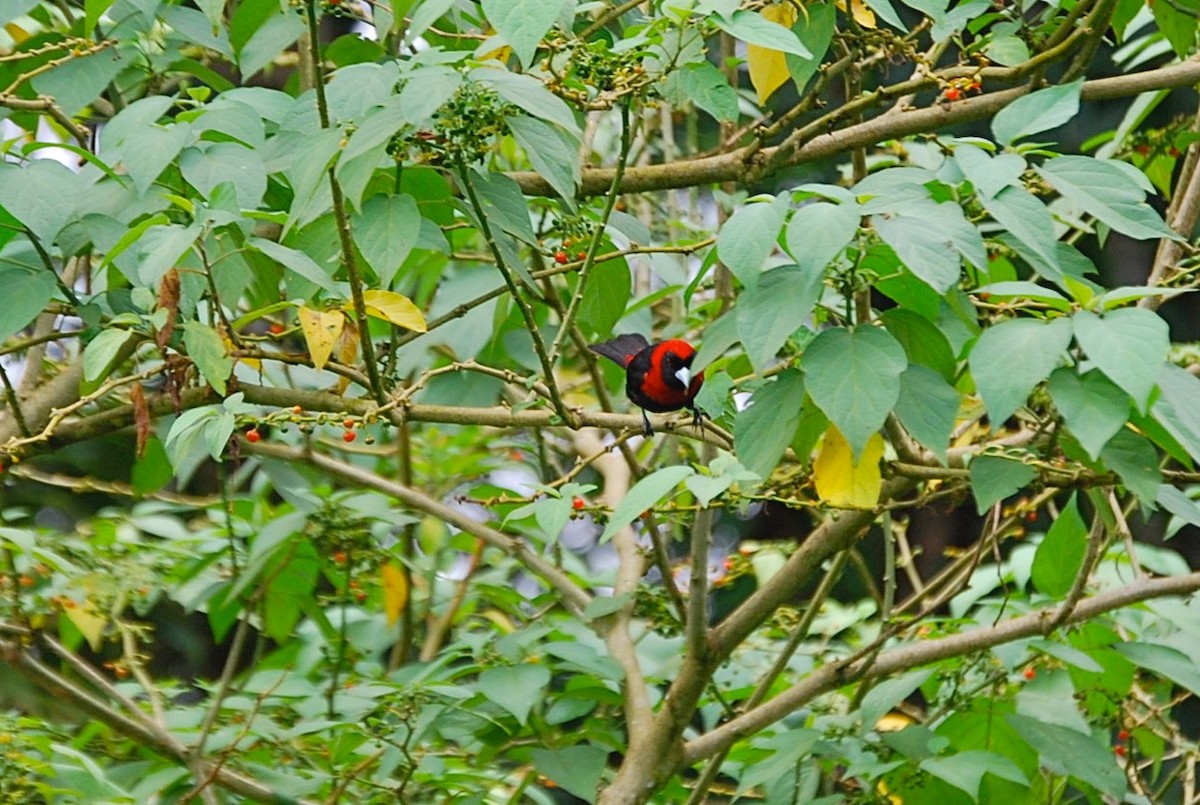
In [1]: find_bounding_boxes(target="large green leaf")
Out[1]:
[1037,156,1180,241]
[531,746,607,804]
[180,141,266,209]
[249,237,337,292]
[969,455,1035,514]
[352,193,421,288]
[1115,642,1200,697]
[481,0,557,67]
[860,669,932,729]
[0,267,57,343]
[784,2,836,93]
[1005,714,1125,799]
[734,369,806,478]
[894,365,959,464]
[1031,492,1087,597]
[969,317,1072,426]
[0,160,86,244]
[802,326,908,459]
[714,9,812,56]
[507,115,581,204]
[471,68,580,138]
[1152,365,1200,464]
[1100,428,1161,508]
[717,199,786,286]
[736,264,823,374]
[600,466,695,543]
[263,538,319,642]
[920,751,1028,799]
[477,663,551,724]
[873,199,986,292]
[954,143,1026,199]
[579,258,631,337]
[785,200,859,276]
[1071,308,1167,412]
[680,62,739,122]
[1047,368,1129,460]
[980,186,1061,275]
[182,322,233,396]
[31,49,127,117]
[991,80,1083,146]
[880,308,956,383]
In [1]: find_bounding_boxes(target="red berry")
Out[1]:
[978,292,991,301]
[1023,666,1036,680]
[1169,147,1182,157]
[944,87,962,101]
[333,551,347,565]
[1025,511,1037,522]
[246,429,261,443]
[343,418,356,429]
[572,497,585,511]
[1117,729,1130,741]
[577,251,587,261]
[1134,144,1151,156]
[269,323,285,334]
[1114,745,1126,757]
[554,251,568,264]
[343,430,357,443]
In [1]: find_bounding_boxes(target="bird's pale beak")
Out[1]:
[675,366,691,388]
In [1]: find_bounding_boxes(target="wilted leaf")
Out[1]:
[362,289,427,331]
[131,382,150,458]
[836,0,877,27]
[381,561,408,626]
[813,427,884,508]
[155,268,180,351]
[298,306,345,371]
[747,4,798,104]
[63,601,107,652]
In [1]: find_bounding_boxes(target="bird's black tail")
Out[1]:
[588,333,651,367]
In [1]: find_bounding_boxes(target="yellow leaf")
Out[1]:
[223,332,260,371]
[747,4,799,104]
[4,23,30,44]
[298,306,344,370]
[335,318,359,395]
[63,602,107,652]
[813,427,884,508]
[835,0,877,28]
[381,561,408,626]
[362,289,427,332]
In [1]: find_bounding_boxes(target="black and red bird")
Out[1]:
[589,334,704,435]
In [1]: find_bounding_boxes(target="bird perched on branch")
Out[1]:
[589,334,704,436]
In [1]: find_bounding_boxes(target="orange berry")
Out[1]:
[355,591,367,602]
[945,87,962,101]
[577,251,587,261]
[246,429,261,443]
[343,418,356,429]
[572,497,585,511]
[1023,666,1036,680]
[343,430,357,443]
[292,405,303,414]
[18,575,33,587]
[269,323,285,335]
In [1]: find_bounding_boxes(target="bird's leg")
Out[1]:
[690,405,706,430]
[641,409,654,436]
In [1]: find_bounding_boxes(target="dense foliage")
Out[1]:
[3,0,1200,802]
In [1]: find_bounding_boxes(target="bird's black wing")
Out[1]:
[588,333,651,367]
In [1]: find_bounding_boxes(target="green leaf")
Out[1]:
[507,115,581,205]
[969,455,1035,514]
[717,200,785,286]
[31,49,127,117]
[1048,368,1129,461]
[0,160,85,244]
[1032,492,1087,597]
[736,264,823,375]
[234,1,304,79]
[1156,485,1200,538]
[734,369,806,479]
[920,751,1028,799]
[478,664,551,724]
[992,79,1083,146]
[180,142,267,209]
[1006,714,1125,799]
[352,194,421,288]
[785,2,835,92]
[1037,156,1180,241]
[531,745,607,804]
[579,258,631,337]
[116,224,202,287]
[84,329,135,383]
[182,322,233,396]
[467,167,538,246]
[986,34,1030,66]
[969,317,1071,426]
[880,308,956,383]
[872,199,986,293]
[974,281,1070,310]
[0,267,56,343]
[600,466,695,543]
[894,365,959,464]
[1072,308,1168,412]
[1100,428,1161,508]
[164,405,226,466]
[680,61,739,122]
[471,67,580,138]
[113,123,195,197]
[860,669,932,730]
[714,9,812,57]
[1152,365,1200,464]
[784,200,859,276]
[481,0,557,67]
[980,186,1061,274]
[1150,0,1199,57]
[1116,642,1200,697]
[953,143,1027,199]
[263,538,319,642]
[249,237,337,292]
[803,327,908,459]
